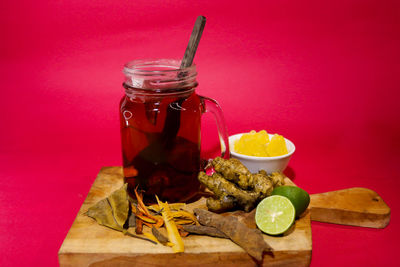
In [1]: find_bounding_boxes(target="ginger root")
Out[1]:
[212,157,254,189]
[199,157,285,212]
[198,172,259,212]
[205,195,236,213]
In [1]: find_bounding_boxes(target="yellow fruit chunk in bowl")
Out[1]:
[267,134,288,157]
[229,130,295,174]
[234,130,270,157]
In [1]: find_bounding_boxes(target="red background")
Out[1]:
[1,0,399,266]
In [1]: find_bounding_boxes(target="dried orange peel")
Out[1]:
[156,196,184,253]
[148,203,186,213]
[130,187,200,253]
[171,210,198,225]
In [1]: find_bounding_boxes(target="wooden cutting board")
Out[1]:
[58,167,390,267]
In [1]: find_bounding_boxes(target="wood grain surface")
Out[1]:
[58,167,312,267]
[310,187,390,228]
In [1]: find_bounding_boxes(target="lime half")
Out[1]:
[255,195,295,235]
[271,186,310,217]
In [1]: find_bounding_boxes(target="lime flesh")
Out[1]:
[255,195,295,235]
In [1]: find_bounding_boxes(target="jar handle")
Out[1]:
[200,96,230,159]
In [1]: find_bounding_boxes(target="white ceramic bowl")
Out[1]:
[229,133,295,174]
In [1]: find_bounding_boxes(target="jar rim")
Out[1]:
[123,58,198,94]
[123,59,196,75]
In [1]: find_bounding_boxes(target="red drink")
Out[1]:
[120,59,229,203]
[120,87,202,203]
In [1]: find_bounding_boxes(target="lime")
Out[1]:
[271,186,310,217]
[255,195,295,235]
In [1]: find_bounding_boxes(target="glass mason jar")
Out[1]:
[120,59,229,203]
